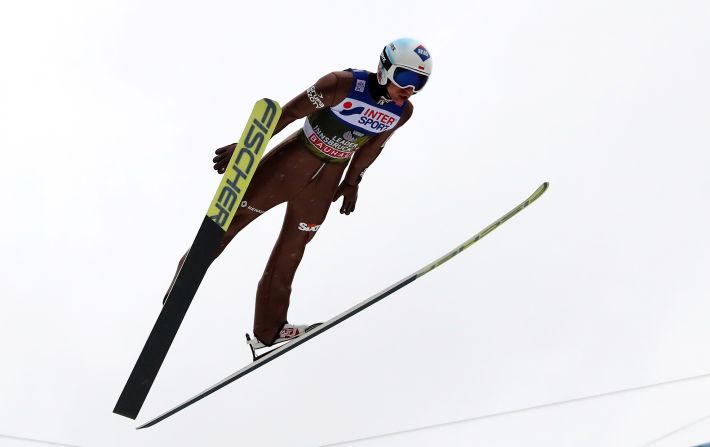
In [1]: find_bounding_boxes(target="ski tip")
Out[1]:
[136,418,160,429]
[533,182,550,197]
[257,98,281,108]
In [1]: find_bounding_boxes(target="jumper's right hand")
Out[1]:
[213,143,236,174]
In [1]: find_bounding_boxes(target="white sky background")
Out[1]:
[1,0,709,446]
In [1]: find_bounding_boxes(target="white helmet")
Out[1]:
[377,37,433,93]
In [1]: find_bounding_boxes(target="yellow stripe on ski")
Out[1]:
[207,98,281,231]
[415,182,549,277]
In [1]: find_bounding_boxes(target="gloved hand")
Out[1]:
[332,181,359,215]
[212,143,236,174]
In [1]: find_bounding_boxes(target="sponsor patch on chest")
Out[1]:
[331,98,401,133]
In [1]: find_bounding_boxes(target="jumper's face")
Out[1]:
[386,82,415,106]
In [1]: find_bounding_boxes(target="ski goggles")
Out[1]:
[388,65,429,92]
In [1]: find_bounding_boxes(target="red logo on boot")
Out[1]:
[280,327,299,338]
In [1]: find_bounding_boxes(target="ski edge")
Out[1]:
[136,181,549,429]
[415,181,548,277]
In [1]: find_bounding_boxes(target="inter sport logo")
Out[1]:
[339,103,365,116]
[334,100,400,133]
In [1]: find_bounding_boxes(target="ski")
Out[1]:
[113,99,282,420]
[136,182,549,429]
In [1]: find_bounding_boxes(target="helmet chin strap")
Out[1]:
[369,73,392,102]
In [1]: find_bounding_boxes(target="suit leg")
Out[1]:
[252,161,346,344]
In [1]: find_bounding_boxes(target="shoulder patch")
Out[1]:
[355,78,366,93]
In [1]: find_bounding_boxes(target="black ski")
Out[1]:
[113,99,281,419]
[136,182,549,428]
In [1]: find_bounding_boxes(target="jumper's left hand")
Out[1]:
[333,181,359,215]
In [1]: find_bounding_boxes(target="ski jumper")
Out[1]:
[215,69,412,345]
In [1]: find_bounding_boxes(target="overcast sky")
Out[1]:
[1,0,709,446]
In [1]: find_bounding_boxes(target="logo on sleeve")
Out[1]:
[306,85,325,108]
